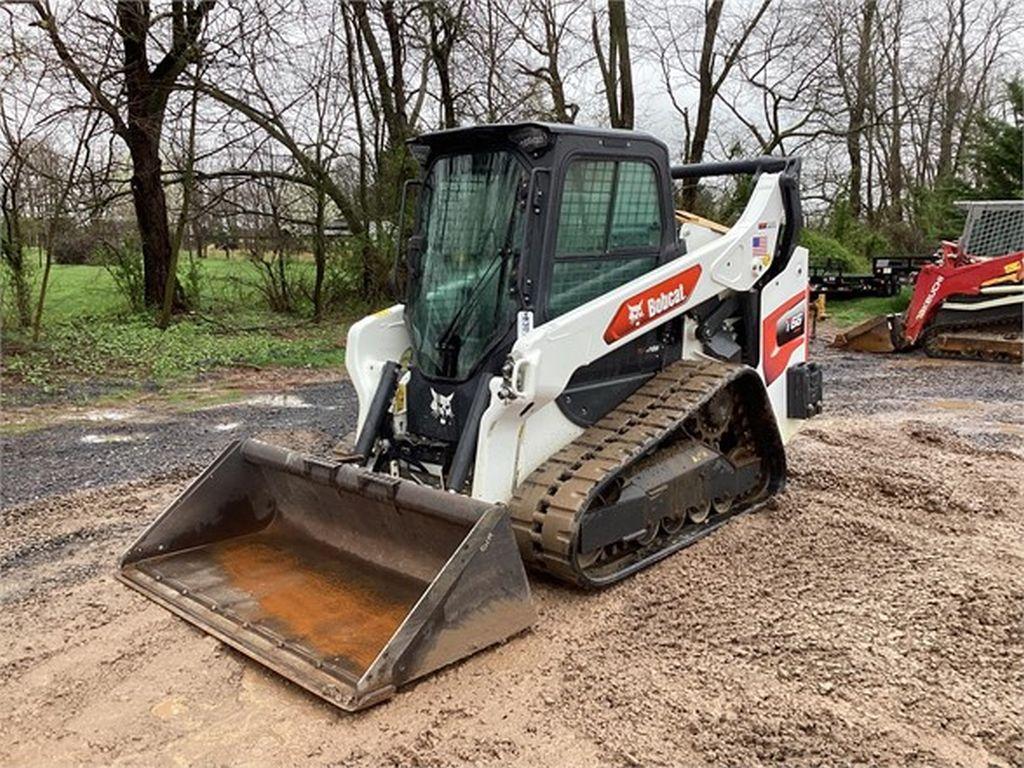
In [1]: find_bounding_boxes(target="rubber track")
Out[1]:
[509,358,765,586]
[922,308,1023,363]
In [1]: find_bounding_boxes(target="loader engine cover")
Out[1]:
[118,440,535,711]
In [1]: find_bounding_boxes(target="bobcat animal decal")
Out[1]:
[429,388,455,426]
[604,265,703,344]
[626,301,645,327]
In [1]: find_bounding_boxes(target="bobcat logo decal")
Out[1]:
[429,388,454,426]
[604,265,703,344]
[626,301,645,327]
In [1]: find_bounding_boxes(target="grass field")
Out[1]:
[21,252,325,323]
[825,288,912,327]
[1,255,371,401]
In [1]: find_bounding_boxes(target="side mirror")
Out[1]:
[390,179,423,301]
[406,234,424,275]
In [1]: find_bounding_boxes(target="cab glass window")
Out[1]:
[549,159,662,318]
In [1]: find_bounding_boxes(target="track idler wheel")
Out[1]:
[712,494,734,514]
[687,498,712,524]
[698,390,732,440]
[661,513,686,535]
[576,546,604,570]
[636,521,660,546]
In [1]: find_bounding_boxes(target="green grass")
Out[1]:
[0,419,49,436]
[3,314,347,395]
[37,262,124,320]
[25,254,311,324]
[827,288,912,327]
[8,252,328,321]
[1,255,369,402]
[186,254,318,311]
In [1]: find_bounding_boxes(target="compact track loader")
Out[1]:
[835,200,1024,362]
[120,123,822,711]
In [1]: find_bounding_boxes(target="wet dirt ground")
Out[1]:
[1,369,357,507]
[1,347,1022,767]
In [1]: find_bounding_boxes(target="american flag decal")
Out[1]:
[752,235,768,258]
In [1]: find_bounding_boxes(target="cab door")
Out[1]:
[543,156,680,426]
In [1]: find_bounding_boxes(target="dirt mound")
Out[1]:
[2,401,1021,766]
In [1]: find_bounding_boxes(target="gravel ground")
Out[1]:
[1,349,1022,767]
[0,380,357,507]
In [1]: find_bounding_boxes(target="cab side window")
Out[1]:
[548,159,662,318]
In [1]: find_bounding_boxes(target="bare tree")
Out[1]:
[159,77,199,328]
[461,1,538,122]
[930,0,1016,181]
[350,1,428,149]
[876,0,906,219]
[29,112,105,340]
[592,0,634,129]
[719,2,838,156]
[824,0,878,218]
[504,0,587,123]
[21,0,215,312]
[646,0,773,208]
[590,1,632,128]
[424,0,469,129]
[195,3,361,233]
[0,37,40,329]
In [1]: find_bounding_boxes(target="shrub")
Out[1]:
[50,232,98,265]
[180,252,204,308]
[319,249,361,310]
[98,239,145,312]
[801,229,869,273]
[51,219,133,265]
[242,247,318,315]
[828,202,891,261]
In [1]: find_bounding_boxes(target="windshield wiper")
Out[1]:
[433,180,525,378]
[436,249,508,374]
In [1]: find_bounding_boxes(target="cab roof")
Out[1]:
[408,121,667,153]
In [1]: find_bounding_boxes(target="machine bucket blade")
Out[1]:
[831,313,899,353]
[118,439,536,712]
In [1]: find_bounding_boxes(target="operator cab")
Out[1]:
[387,123,683,485]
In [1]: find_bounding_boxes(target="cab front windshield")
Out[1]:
[407,150,526,380]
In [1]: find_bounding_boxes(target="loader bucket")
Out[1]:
[832,313,899,353]
[118,439,535,712]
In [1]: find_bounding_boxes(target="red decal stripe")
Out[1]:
[604,266,702,344]
[761,288,807,386]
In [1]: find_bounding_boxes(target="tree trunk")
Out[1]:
[126,132,176,308]
[593,11,619,127]
[313,184,326,322]
[610,0,633,129]
[428,4,460,130]
[437,61,457,129]
[681,0,723,210]
[160,83,199,329]
[594,0,635,130]
[549,71,573,123]
[1,199,31,329]
[116,0,194,312]
[887,66,903,219]
[847,0,877,219]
